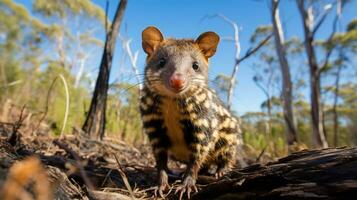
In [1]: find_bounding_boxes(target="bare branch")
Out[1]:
[312,10,330,36]
[202,14,241,110]
[312,1,337,36]
[318,15,340,74]
[236,33,273,65]
[119,35,142,91]
[203,14,271,111]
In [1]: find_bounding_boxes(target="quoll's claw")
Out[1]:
[175,175,198,200]
[154,182,170,198]
[154,170,170,198]
[215,167,229,179]
[214,171,224,179]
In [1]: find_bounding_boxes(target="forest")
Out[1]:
[0,0,357,199]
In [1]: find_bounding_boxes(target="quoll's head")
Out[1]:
[142,26,219,97]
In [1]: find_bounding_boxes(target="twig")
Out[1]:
[8,105,27,146]
[113,154,136,200]
[312,1,337,36]
[312,10,330,36]
[256,145,268,163]
[101,169,113,187]
[13,105,27,131]
[318,15,340,74]
[53,139,95,191]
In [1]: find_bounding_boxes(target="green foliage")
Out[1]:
[250,25,273,43]
[241,112,288,158]
[106,83,143,143]
[347,18,357,31]
[211,73,230,105]
[33,0,107,25]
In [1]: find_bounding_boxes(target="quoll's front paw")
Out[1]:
[175,175,198,200]
[155,170,170,198]
[215,166,230,179]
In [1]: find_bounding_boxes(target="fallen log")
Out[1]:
[191,147,357,200]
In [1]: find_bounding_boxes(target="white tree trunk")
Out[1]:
[272,0,298,147]
[297,0,328,148]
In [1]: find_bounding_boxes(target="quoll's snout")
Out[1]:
[169,73,186,92]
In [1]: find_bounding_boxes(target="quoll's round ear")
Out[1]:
[195,31,220,58]
[142,26,164,55]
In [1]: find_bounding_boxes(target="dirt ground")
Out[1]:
[0,111,242,200]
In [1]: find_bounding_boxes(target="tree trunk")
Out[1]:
[333,63,342,147]
[271,0,298,148]
[297,0,328,148]
[82,0,128,139]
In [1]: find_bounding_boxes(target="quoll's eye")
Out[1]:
[192,61,199,71]
[158,58,166,68]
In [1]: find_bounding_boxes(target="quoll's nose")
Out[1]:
[169,73,186,91]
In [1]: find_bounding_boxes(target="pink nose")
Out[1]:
[169,73,186,91]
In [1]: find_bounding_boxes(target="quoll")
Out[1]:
[140,26,241,199]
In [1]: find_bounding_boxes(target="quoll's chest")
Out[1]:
[160,97,190,161]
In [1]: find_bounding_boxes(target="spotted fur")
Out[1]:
[140,26,241,196]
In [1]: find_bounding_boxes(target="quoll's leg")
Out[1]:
[176,153,200,200]
[215,151,235,178]
[176,141,211,200]
[213,136,237,178]
[141,111,171,197]
[148,134,171,197]
[154,150,170,197]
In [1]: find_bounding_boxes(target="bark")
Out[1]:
[297,0,328,148]
[272,0,298,147]
[82,0,128,139]
[192,147,357,199]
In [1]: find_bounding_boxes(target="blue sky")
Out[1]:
[16,0,357,114]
